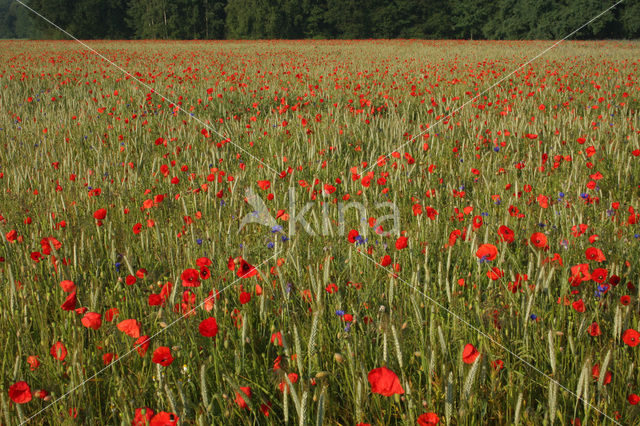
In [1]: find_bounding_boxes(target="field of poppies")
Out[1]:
[1,39,639,425]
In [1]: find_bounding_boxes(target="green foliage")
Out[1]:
[4,0,639,40]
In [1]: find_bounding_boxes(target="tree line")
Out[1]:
[1,0,639,40]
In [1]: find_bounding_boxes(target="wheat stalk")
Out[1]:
[355,380,363,423]
[463,356,480,401]
[613,305,622,341]
[164,384,178,417]
[391,324,403,368]
[597,349,612,392]
[383,330,388,362]
[284,385,289,424]
[316,386,326,426]
[548,330,557,375]
[514,392,523,425]
[294,325,304,375]
[445,371,454,424]
[548,380,558,425]
[438,326,447,357]
[200,364,209,409]
[299,390,308,426]
[308,311,319,359]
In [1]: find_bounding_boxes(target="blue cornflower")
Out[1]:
[335,310,345,316]
[115,262,121,272]
[267,242,275,249]
[529,314,537,320]
[196,238,203,245]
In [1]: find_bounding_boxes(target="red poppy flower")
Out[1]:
[425,206,438,220]
[347,229,359,243]
[491,359,504,370]
[620,295,631,306]
[8,381,32,404]
[417,412,440,426]
[487,267,504,281]
[498,225,514,243]
[367,366,404,396]
[199,266,210,280]
[588,322,601,337]
[103,307,119,322]
[93,208,107,220]
[569,264,591,286]
[591,364,612,385]
[591,268,607,284]
[585,247,606,262]
[239,291,251,304]
[271,331,283,346]
[234,386,252,409]
[530,232,548,248]
[622,329,639,347]
[448,229,462,247]
[117,319,141,338]
[50,341,67,361]
[81,312,102,330]
[149,411,179,426]
[126,275,137,286]
[148,294,163,306]
[60,280,76,293]
[198,317,218,337]
[133,407,155,426]
[152,346,174,366]
[181,268,201,287]
[195,257,211,268]
[237,258,258,278]
[133,223,142,234]
[260,402,272,417]
[135,335,150,357]
[61,291,77,311]
[572,299,585,313]
[395,236,408,250]
[103,353,117,366]
[4,229,18,243]
[27,355,40,370]
[257,180,271,190]
[475,244,497,261]
[462,344,480,364]
[629,394,640,405]
[380,255,392,267]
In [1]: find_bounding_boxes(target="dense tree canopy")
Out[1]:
[1,0,638,40]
